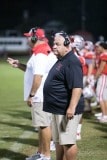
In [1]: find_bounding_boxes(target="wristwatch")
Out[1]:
[29,94,34,97]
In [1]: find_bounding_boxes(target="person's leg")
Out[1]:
[99,100,107,122]
[55,143,64,160]
[40,126,52,158]
[64,144,78,160]
[59,115,82,160]
[104,101,107,115]
[51,115,64,160]
[96,75,106,120]
[37,127,42,153]
[26,126,51,160]
[104,76,107,116]
[99,76,107,122]
[99,101,106,115]
[30,102,52,159]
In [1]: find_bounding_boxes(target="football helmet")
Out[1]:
[84,41,94,51]
[69,35,84,51]
[83,85,94,99]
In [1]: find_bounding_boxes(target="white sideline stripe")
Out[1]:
[10,131,33,152]
[0,158,10,160]
[0,131,34,160]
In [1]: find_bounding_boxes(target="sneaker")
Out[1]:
[99,117,107,123]
[33,156,51,160]
[26,152,42,160]
[76,133,81,140]
[94,112,102,117]
[90,101,98,107]
[42,158,51,160]
[50,141,56,151]
[34,127,39,132]
[96,116,102,120]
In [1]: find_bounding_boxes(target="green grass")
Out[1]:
[0,57,107,160]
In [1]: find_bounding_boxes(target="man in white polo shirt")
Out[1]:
[7,27,57,160]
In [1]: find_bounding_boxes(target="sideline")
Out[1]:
[1,131,34,160]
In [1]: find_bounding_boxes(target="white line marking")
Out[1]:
[0,158,10,160]
[10,131,33,152]
[1,131,34,160]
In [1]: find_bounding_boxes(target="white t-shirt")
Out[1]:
[24,52,57,102]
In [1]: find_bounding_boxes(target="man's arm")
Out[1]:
[30,74,42,95]
[27,74,43,107]
[17,63,26,71]
[7,57,26,71]
[66,88,82,119]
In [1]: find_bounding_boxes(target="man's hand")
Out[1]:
[27,97,33,107]
[7,57,19,68]
[66,107,75,120]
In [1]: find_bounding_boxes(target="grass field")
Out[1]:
[0,57,107,160]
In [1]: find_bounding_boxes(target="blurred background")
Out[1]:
[0,0,107,55]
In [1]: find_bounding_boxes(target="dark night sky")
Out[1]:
[0,0,107,41]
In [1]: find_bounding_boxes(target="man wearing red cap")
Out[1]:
[7,27,57,160]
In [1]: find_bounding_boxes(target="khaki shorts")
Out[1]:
[31,102,52,127]
[52,114,82,145]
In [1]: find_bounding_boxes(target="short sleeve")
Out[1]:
[65,63,83,90]
[100,53,107,61]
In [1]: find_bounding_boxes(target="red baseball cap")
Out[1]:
[24,28,45,39]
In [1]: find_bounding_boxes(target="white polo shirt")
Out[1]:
[24,52,57,102]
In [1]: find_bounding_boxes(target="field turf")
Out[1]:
[0,57,107,160]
